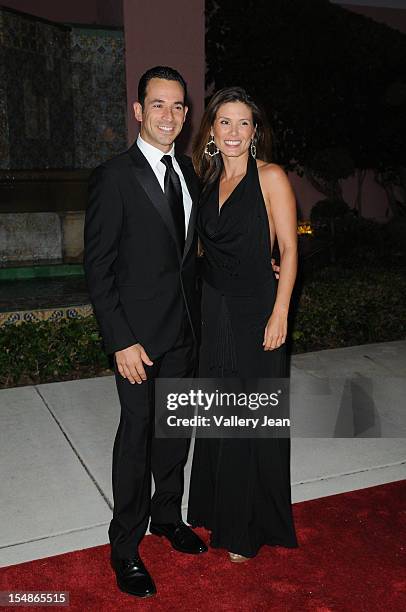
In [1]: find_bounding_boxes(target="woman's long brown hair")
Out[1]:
[192,87,272,188]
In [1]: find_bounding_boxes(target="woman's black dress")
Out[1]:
[187,155,298,557]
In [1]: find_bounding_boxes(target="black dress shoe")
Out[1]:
[150,521,208,554]
[111,556,156,598]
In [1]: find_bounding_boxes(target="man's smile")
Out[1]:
[158,125,175,132]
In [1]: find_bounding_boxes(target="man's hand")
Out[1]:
[115,343,153,384]
[271,258,280,279]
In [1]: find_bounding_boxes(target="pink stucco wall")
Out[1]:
[288,170,389,222]
[122,0,205,154]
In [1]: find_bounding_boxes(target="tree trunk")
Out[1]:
[375,170,404,217]
[304,168,344,202]
[354,168,367,216]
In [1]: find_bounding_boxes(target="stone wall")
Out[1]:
[0,210,85,265]
[0,212,62,264]
[0,168,89,265]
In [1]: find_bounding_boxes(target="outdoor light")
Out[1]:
[297,221,313,235]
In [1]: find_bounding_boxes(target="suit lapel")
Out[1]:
[176,155,199,262]
[128,144,182,260]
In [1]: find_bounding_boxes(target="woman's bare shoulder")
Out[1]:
[257,160,287,176]
[257,161,289,189]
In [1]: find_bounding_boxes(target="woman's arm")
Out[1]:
[259,163,298,350]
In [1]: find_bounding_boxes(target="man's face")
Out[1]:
[133,78,188,152]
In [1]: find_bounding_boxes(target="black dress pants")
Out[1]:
[109,311,196,559]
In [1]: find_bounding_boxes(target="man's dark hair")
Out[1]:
[138,66,187,106]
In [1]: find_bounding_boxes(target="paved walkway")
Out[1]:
[1,341,405,567]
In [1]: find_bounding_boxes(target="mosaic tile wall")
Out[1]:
[71,28,127,168]
[0,8,127,170]
[0,65,9,169]
[0,8,74,169]
[0,12,10,169]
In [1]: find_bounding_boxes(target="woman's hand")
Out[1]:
[271,257,280,279]
[197,238,204,257]
[263,309,288,350]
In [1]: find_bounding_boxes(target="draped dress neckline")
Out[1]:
[217,161,250,216]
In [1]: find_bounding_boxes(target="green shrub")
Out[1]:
[306,213,406,269]
[0,317,109,388]
[310,199,351,222]
[291,266,406,353]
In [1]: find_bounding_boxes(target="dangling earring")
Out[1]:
[250,138,257,159]
[205,134,219,157]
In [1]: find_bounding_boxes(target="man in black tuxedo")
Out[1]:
[84,66,207,599]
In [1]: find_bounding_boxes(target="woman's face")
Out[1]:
[212,101,256,159]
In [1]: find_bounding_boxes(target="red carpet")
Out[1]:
[1,480,405,611]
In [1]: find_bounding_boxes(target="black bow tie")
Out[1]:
[161,155,185,249]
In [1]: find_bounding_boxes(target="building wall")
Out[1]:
[71,27,127,168]
[0,0,123,26]
[0,8,74,169]
[123,0,205,153]
[0,18,10,169]
[289,170,389,222]
[0,7,126,169]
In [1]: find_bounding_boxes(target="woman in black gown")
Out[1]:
[187,87,298,562]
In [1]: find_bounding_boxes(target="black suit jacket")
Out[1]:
[84,142,200,358]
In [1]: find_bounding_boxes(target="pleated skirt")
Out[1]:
[187,280,298,557]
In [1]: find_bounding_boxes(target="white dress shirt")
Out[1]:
[136,135,192,236]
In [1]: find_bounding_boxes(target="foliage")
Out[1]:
[306,211,406,268]
[310,199,351,223]
[305,148,355,202]
[0,317,109,388]
[291,266,406,354]
[206,0,406,214]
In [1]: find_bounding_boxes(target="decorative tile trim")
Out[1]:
[0,304,93,327]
